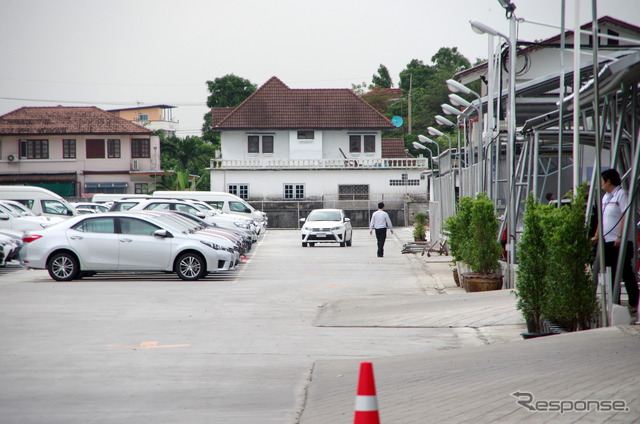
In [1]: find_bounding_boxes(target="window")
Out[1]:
[132,139,150,158]
[284,184,305,200]
[135,183,150,194]
[338,184,369,200]
[364,135,375,153]
[207,201,224,210]
[145,202,172,211]
[230,201,248,212]
[73,217,115,234]
[247,134,274,154]
[84,182,127,194]
[138,114,149,121]
[107,139,121,158]
[119,217,159,236]
[63,139,76,159]
[228,184,249,200]
[19,140,49,159]
[349,135,361,153]
[297,131,314,140]
[41,200,72,216]
[390,174,420,186]
[349,135,376,153]
[86,139,105,159]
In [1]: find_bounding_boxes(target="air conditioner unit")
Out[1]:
[7,154,16,162]
[132,160,139,171]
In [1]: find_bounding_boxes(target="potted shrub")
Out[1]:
[540,185,598,331]
[462,193,503,292]
[445,197,473,287]
[412,212,428,242]
[515,194,551,335]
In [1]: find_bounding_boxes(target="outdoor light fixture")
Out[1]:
[435,114,455,127]
[446,79,474,95]
[441,104,462,116]
[427,126,444,138]
[470,20,507,38]
[448,93,472,109]
[412,141,427,150]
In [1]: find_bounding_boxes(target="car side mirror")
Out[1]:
[154,229,172,238]
[195,212,206,218]
[299,218,306,223]
[344,218,351,222]
[67,209,74,216]
[0,212,9,220]
[244,208,251,213]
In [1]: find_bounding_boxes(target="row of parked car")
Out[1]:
[0,186,268,281]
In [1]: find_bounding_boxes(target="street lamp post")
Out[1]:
[417,136,444,238]
[470,18,517,288]
[427,126,455,226]
[447,80,484,194]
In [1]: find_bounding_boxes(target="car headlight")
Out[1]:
[234,221,250,229]
[303,225,311,231]
[200,240,223,251]
[331,226,343,231]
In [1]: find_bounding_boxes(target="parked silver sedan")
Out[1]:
[20,212,236,281]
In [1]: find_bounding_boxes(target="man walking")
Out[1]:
[369,202,393,257]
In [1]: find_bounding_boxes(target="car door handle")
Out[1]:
[69,236,83,240]
[120,238,133,243]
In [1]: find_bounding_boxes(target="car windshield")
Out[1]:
[307,210,341,221]
[0,203,20,217]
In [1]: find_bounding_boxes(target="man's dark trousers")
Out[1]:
[375,228,387,257]
[604,241,639,307]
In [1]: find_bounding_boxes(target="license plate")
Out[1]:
[315,233,327,238]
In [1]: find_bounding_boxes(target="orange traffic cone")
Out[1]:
[354,361,380,424]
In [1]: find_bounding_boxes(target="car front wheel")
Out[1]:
[175,252,207,281]
[47,252,80,281]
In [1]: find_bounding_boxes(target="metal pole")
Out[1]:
[557,0,565,204]
[591,0,607,326]
[507,14,517,286]
[573,0,582,193]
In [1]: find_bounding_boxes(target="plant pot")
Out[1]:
[520,332,555,339]
[462,273,503,292]
[452,268,460,286]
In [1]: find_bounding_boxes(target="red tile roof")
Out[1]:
[382,138,413,158]
[212,77,395,130]
[0,106,154,135]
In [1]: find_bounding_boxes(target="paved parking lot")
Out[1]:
[1,228,526,423]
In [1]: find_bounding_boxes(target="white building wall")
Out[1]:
[220,130,384,162]
[220,130,291,161]
[322,131,381,159]
[209,168,426,201]
[289,130,322,159]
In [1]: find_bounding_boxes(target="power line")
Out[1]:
[0,96,206,107]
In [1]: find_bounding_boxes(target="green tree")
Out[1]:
[202,74,257,145]
[371,64,393,88]
[159,134,215,191]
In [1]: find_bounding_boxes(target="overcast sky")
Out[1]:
[1,0,639,137]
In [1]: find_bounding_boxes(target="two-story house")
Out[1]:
[0,106,161,197]
[209,77,429,211]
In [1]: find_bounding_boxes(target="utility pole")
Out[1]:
[408,73,413,135]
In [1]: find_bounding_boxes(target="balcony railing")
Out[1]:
[209,157,430,170]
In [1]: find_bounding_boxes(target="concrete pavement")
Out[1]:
[299,227,640,423]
